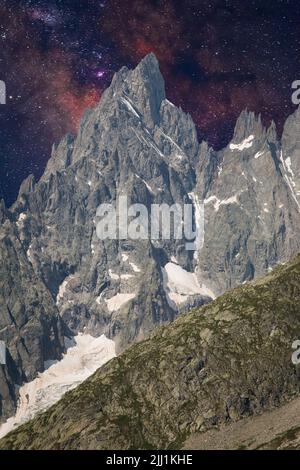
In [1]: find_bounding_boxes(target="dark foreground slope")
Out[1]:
[1,255,300,450]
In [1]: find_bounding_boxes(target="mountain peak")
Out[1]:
[233,109,264,142]
[136,52,160,69]
[126,53,165,127]
[93,53,165,130]
[266,119,277,142]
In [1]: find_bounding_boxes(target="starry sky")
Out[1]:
[0,0,300,206]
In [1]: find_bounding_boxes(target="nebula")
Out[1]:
[1,0,300,205]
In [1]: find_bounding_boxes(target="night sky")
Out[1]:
[1,0,300,206]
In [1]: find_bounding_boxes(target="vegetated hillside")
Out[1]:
[1,254,300,450]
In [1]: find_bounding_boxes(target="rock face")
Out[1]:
[0,214,64,420]
[1,254,300,450]
[1,53,300,422]
[197,108,300,295]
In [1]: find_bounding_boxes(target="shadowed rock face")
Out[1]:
[0,216,64,420]
[1,254,300,450]
[1,53,300,421]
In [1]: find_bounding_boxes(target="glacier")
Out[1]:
[0,334,116,438]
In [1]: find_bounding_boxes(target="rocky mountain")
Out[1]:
[1,253,300,450]
[1,52,300,424]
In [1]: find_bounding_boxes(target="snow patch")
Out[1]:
[145,136,165,157]
[56,278,71,304]
[26,244,33,263]
[158,129,185,159]
[105,293,135,312]
[285,157,295,177]
[188,192,204,259]
[120,274,135,280]
[254,150,265,159]
[16,212,27,229]
[96,291,105,304]
[280,151,300,211]
[204,194,239,212]
[109,269,119,280]
[129,262,141,273]
[162,262,215,309]
[18,213,27,222]
[131,127,164,158]
[229,135,254,151]
[135,174,154,194]
[168,292,189,305]
[0,334,116,439]
[165,99,175,108]
[121,97,140,118]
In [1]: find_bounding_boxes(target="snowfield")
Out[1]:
[0,334,116,439]
[105,293,135,312]
[162,262,216,308]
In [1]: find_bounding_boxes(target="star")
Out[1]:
[95,70,105,79]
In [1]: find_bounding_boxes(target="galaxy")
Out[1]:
[1,0,300,206]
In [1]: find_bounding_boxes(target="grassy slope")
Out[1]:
[1,255,300,450]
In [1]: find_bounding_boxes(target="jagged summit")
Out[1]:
[232,109,265,142]
[45,53,195,172]
[266,119,277,142]
[44,55,297,177]
[127,52,166,127]
[94,51,165,127]
[231,108,280,146]
[137,51,160,67]
[133,52,163,84]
